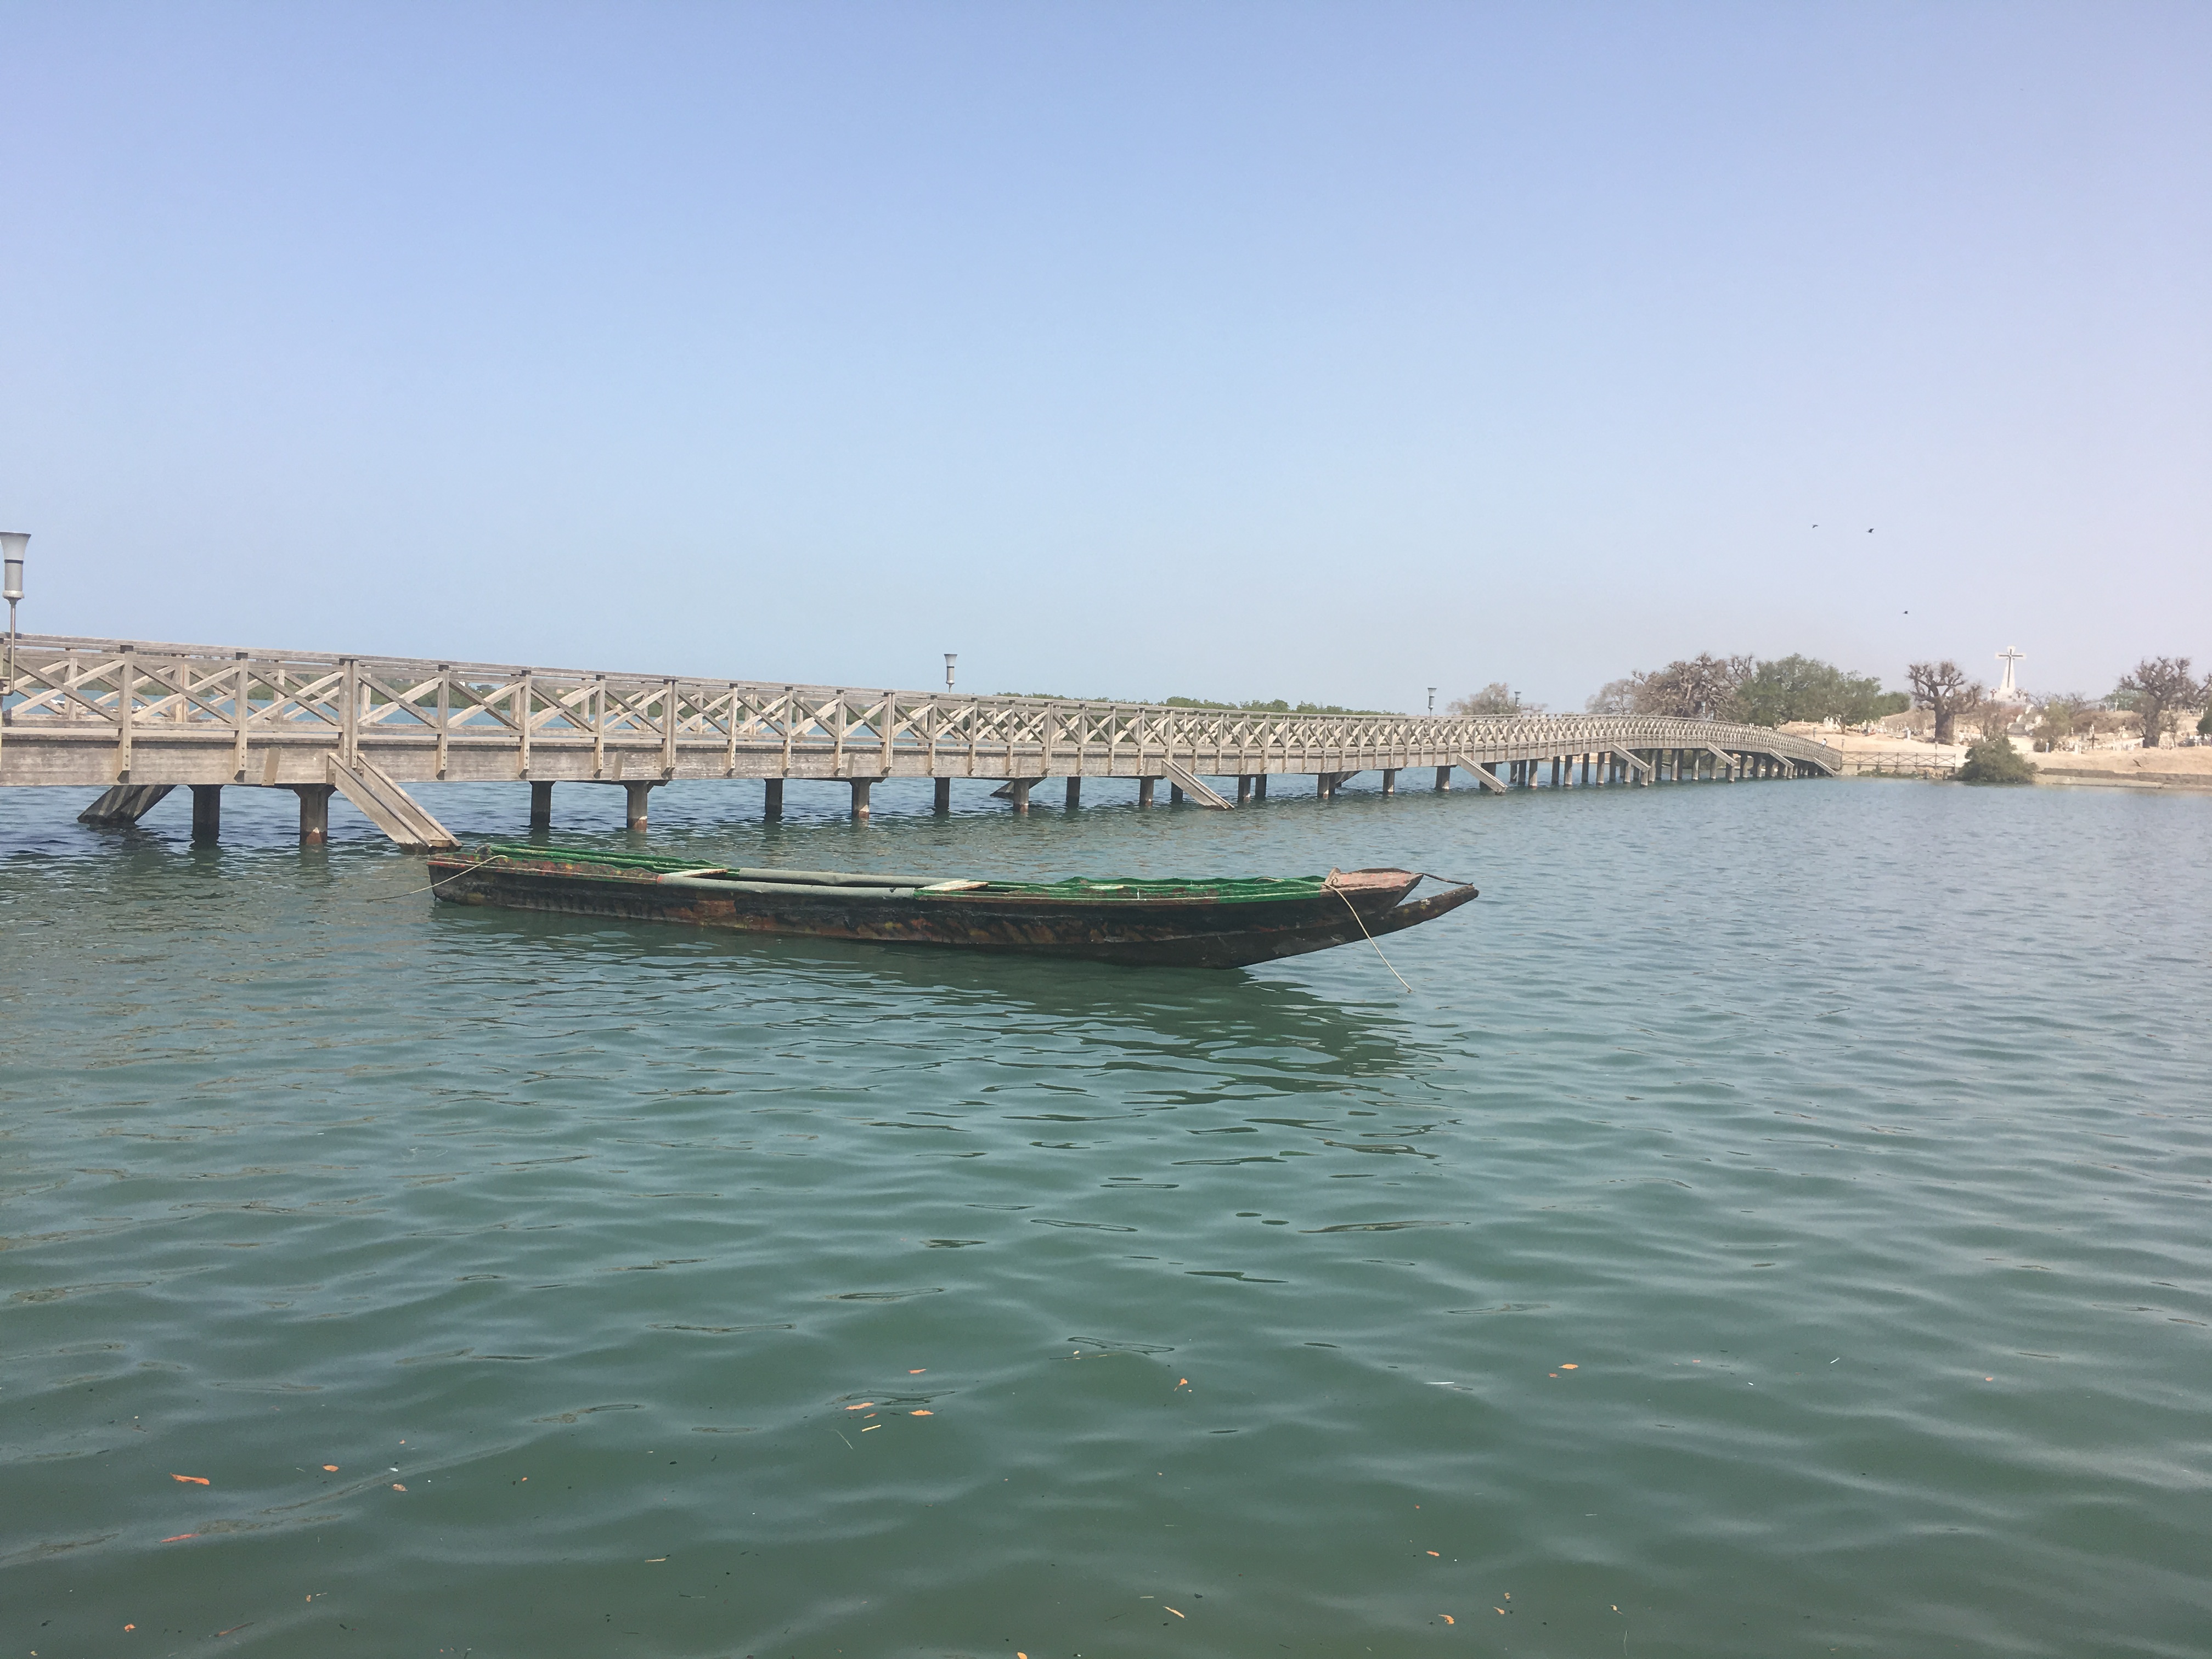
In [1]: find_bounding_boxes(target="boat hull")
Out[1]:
[425,854,1477,968]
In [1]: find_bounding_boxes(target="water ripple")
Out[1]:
[4,779,2210,1654]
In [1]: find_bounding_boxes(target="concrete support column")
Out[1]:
[529,781,554,828]
[1169,784,1184,805]
[849,778,873,821]
[1237,775,1254,804]
[290,783,335,845]
[1380,769,1396,795]
[1009,778,1034,814]
[1253,774,1267,800]
[1317,772,1335,800]
[190,784,222,840]
[764,778,784,819]
[1434,765,1451,791]
[933,777,952,814]
[1137,777,1155,809]
[625,781,657,830]
[1064,776,1081,810]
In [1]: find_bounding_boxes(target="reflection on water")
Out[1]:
[4,777,2211,1657]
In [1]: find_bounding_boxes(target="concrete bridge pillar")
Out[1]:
[190,785,222,840]
[934,777,952,814]
[1169,783,1184,805]
[848,778,873,821]
[1137,777,1155,809]
[1380,769,1396,795]
[1434,766,1451,791]
[764,778,783,819]
[289,783,335,845]
[529,781,553,829]
[1237,775,1253,804]
[1010,779,1034,814]
[1252,774,1267,800]
[625,781,658,830]
[1064,777,1081,810]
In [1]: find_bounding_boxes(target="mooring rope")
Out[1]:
[1331,880,1416,994]
[362,850,500,902]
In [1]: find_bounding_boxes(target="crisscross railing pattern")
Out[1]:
[0,634,1846,787]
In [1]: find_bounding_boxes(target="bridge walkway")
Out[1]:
[1,635,1844,846]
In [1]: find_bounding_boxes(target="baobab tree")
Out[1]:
[2115,657,2204,749]
[1906,661,1980,745]
[1631,654,1754,720]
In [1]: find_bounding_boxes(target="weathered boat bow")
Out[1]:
[426,845,1477,968]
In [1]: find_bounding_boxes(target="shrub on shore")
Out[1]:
[1957,734,2039,786]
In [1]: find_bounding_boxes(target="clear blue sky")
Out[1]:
[3,2,2204,709]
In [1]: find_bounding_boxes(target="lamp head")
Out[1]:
[0,532,25,602]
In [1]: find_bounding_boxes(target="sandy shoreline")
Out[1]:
[1795,730,2212,792]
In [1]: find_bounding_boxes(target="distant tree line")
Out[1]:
[1579,654,1908,727]
[1904,653,2205,748]
[1446,682,1544,717]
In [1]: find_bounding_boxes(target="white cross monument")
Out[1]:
[1993,646,2027,704]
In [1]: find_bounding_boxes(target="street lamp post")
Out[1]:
[1,532,26,711]
[945,653,957,693]
[1427,687,1436,715]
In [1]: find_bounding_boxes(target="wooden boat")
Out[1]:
[425,843,1477,968]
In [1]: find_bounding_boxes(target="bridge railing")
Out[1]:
[0,635,1846,777]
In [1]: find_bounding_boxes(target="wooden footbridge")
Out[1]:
[0,635,1843,849]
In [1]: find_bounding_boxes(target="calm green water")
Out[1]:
[4,775,2209,1658]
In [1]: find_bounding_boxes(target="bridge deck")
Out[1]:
[0,635,1842,842]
